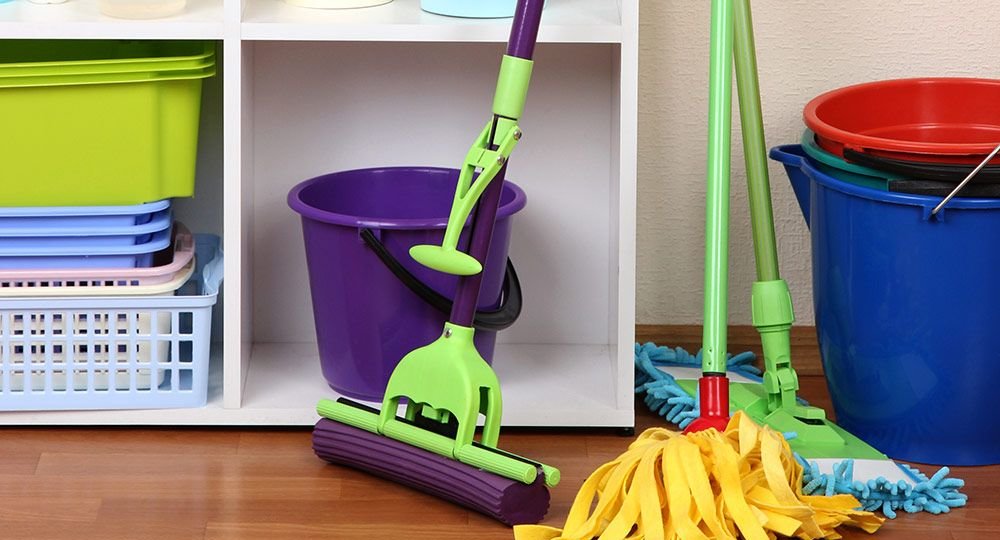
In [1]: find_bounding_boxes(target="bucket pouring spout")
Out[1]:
[769,145,811,227]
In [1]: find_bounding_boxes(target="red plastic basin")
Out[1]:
[804,78,1000,165]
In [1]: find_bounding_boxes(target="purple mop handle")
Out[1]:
[508,0,544,58]
[449,0,545,327]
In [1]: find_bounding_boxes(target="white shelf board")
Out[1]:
[238,342,634,426]
[241,0,621,43]
[0,342,633,425]
[0,0,224,39]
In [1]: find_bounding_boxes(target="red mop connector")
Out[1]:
[683,374,731,434]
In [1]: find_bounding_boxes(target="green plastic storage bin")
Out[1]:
[0,41,216,207]
[0,40,215,77]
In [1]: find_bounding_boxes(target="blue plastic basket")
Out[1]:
[0,226,172,269]
[0,209,172,248]
[0,200,169,230]
[0,235,222,411]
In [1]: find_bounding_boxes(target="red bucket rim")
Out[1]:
[804,77,1000,161]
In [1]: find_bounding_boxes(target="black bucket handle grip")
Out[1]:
[359,228,521,332]
[843,148,1000,183]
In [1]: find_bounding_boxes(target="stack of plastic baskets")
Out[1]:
[0,202,175,270]
[0,41,222,411]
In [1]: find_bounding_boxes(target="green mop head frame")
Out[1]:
[635,342,968,518]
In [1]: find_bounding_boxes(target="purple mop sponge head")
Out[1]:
[313,418,550,525]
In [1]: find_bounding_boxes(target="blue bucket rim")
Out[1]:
[770,144,1000,210]
[287,166,527,230]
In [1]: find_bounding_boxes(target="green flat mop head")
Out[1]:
[318,323,559,488]
[635,342,968,517]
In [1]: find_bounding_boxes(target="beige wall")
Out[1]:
[636,1,999,325]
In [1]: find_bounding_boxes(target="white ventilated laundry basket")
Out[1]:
[0,235,222,411]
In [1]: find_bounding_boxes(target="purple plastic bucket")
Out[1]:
[288,167,526,401]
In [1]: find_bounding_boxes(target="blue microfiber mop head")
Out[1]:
[634,341,968,518]
[797,457,968,519]
[634,342,761,429]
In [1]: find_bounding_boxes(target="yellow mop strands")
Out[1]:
[514,412,884,540]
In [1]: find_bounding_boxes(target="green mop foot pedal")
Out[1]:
[409,245,483,276]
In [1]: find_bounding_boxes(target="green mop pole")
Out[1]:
[684,0,736,434]
[732,0,825,421]
[703,0,734,378]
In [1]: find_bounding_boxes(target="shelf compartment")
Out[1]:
[241,342,631,426]
[241,0,622,43]
[238,40,632,427]
[0,0,224,39]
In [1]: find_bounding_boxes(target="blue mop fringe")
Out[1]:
[634,342,968,518]
[797,456,968,518]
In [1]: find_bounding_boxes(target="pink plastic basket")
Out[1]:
[0,222,194,292]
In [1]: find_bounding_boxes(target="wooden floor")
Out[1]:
[0,328,995,539]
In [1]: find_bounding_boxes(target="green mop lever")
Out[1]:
[733,0,840,440]
[410,56,532,277]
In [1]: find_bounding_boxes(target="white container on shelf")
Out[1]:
[99,0,186,19]
[283,0,391,8]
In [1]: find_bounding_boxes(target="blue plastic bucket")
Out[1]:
[771,144,1000,466]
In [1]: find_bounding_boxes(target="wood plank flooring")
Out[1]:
[0,327,994,539]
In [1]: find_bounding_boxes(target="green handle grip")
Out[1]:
[540,464,561,487]
[493,55,534,119]
[317,398,378,431]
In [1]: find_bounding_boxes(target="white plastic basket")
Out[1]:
[0,235,222,411]
[0,259,194,298]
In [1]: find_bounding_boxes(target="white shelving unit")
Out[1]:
[0,0,637,427]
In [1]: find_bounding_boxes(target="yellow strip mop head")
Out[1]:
[514,412,884,540]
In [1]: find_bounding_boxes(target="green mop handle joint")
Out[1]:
[751,280,822,420]
[409,56,533,277]
[492,55,533,119]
